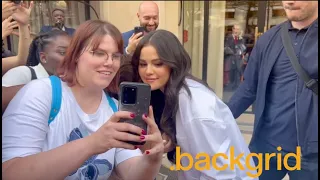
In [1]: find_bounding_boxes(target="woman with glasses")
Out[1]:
[2,20,164,180]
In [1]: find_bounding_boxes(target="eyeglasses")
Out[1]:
[89,50,123,61]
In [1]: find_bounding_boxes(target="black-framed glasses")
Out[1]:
[89,50,123,61]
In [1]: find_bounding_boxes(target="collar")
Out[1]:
[34,63,49,78]
[288,18,318,31]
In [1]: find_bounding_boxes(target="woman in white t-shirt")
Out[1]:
[130,30,258,179]
[2,20,164,180]
[2,30,71,87]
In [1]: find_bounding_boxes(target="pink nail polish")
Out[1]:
[141,129,146,135]
[146,151,150,155]
[140,136,145,140]
[130,113,135,118]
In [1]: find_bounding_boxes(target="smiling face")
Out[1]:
[76,35,121,89]
[138,45,171,91]
[138,2,159,33]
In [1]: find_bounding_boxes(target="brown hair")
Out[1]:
[56,20,123,93]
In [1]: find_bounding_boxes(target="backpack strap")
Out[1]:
[48,75,62,125]
[105,92,118,113]
[27,66,38,80]
[281,22,318,95]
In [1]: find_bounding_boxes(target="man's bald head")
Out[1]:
[137,1,159,32]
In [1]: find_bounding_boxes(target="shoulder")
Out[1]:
[178,79,232,121]
[2,66,32,87]
[256,21,285,47]
[122,30,134,38]
[3,78,52,118]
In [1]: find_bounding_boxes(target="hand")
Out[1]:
[2,16,18,39]
[162,133,175,153]
[139,106,164,159]
[2,1,18,21]
[12,1,34,26]
[86,111,145,155]
[126,32,143,54]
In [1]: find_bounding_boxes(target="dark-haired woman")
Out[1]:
[2,30,70,87]
[131,29,258,179]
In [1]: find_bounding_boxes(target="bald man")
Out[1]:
[122,1,159,55]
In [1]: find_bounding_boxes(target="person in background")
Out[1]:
[2,30,70,87]
[122,1,159,55]
[2,1,33,75]
[131,29,257,179]
[40,8,75,36]
[227,1,318,179]
[2,16,18,58]
[224,24,246,90]
[2,19,164,180]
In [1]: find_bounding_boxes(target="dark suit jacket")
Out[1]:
[40,25,76,36]
[122,29,134,54]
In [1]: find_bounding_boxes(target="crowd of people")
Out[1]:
[2,1,318,180]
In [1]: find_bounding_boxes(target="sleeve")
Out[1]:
[114,148,142,166]
[227,38,262,118]
[2,79,52,163]
[2,66,32,87]
[179,94,255,179]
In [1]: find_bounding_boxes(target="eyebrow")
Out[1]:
[95,48,119,54]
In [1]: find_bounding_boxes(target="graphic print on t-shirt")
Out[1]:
[67,124,113,180]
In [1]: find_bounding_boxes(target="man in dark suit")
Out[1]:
[122,1,159,55]
[40,8,75,36]
[224,24,246,90]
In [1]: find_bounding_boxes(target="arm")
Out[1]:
[2,85,24,114]
[115,106,164,180]
[226,39,261,118]
[2,80,97,180]
[116,153,162,180]
[180,98,257,179]
[2,2,33,75]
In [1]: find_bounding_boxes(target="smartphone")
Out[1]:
[11,0,21,4]
[134,26,145,38]
[118,82,151,145]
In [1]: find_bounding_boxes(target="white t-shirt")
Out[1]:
[175,79,258,180]
[2,63,49,87]
[2,78,141,179]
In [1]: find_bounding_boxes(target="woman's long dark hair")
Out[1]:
[131,29,212,163]
[26,30,69,66]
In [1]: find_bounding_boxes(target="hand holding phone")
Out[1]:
[134,26,145,38]
[118,82,151,145]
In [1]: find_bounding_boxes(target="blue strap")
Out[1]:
[48,75,117,125]
[106,92,118,113]
[48,75,62,125]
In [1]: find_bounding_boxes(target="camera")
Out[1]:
[121,86,137,105]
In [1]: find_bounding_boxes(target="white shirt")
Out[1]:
[175,79,257,180]
[2,78,141,179]
[2,63,49,87]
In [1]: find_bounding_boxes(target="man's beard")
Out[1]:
[284,6,316,22]
[141,24,158,33]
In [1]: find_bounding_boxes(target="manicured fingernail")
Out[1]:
[143,113,147,118]
[134,146,138,149]
[140,136,145,140]
[146,151,150,155]
[130,113,135,118]
[141,129,146,135]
